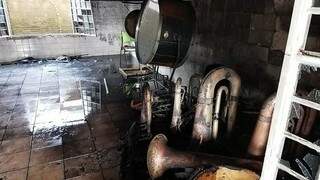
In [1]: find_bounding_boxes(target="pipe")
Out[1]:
[247,94,276,157]
[171,77,183,132]
[300,108,317,138]
[212,86,229,140]
[140,83,152,136]
[147,134,262,179]
[290,107,317,156]
[192,68,241,143]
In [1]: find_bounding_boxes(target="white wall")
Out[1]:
[0,1,139,63]
[158,61,205,86]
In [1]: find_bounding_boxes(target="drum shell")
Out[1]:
[125,10,141,38]
[136,0,195,67]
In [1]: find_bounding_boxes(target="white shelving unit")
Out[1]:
[261,0,320,179]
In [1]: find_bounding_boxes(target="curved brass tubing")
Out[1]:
[140,83,152,135]
[212,86,229,140]
[171,77,183,132]
[247,94,276,157]
[192,68,241,143]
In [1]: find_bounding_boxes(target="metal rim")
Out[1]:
[135,0,163,65]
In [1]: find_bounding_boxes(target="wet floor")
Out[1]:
[0,57,136,180]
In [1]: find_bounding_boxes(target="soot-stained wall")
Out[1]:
[166,0,320,96]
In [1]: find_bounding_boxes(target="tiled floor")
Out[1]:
[0,58,136,180]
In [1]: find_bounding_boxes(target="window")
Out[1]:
[71,0,95,35]
[0,0,8,36]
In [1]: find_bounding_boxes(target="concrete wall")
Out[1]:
[0,1,139,63]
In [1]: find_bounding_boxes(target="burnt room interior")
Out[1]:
[0,0,319,179]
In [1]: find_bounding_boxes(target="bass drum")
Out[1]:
[125,10,141,38]
[135,0,195,68]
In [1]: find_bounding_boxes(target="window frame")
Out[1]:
[70,0,96,36]
[0,0,96,38]
[0,0,12,37]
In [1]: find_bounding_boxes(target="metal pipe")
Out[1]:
[192,68,241,143]
[147,134,262,179]
[212,86,229,140]
[140,83,152,135]
[247,94,276,157]
[171,77,183,132]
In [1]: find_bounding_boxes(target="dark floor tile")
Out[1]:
[111,113,132,122]
[15,96,38,105]
[0,100,16,108]
[63,138,95,159]
[0,91,20,97]
[97,148,121,169]
[0,116,9,130]
[0,151,30,173]
[32,132,63,149]
[0,129,5,140]
[64,154,100,179]
[105,103,124,113]
[87,113,112,126]
[3,126,33,140]
[0,136,31,154]
[90,123,118,138]
[102,166,120,180]
[1,85,20,92]
[30,146,63,166]
[66,172,104,180]
[7,113,35,128]
[63,123,91,143]
[0,105,14,114]
[0,59,128,179]
[12,103,37,114]
[94,133,120,151]
[0,168,28,180]
[27,161,64,180]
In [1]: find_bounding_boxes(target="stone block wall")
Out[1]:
[187,0,320,78]
[170,0,320,95]
[171,0,320,92]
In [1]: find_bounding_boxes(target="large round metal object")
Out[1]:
[135,0,195,67]
[125,10,141,38]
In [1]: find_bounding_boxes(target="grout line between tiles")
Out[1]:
[25,64,44,180]
[57,62,68,180]
[0,72,11,143]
